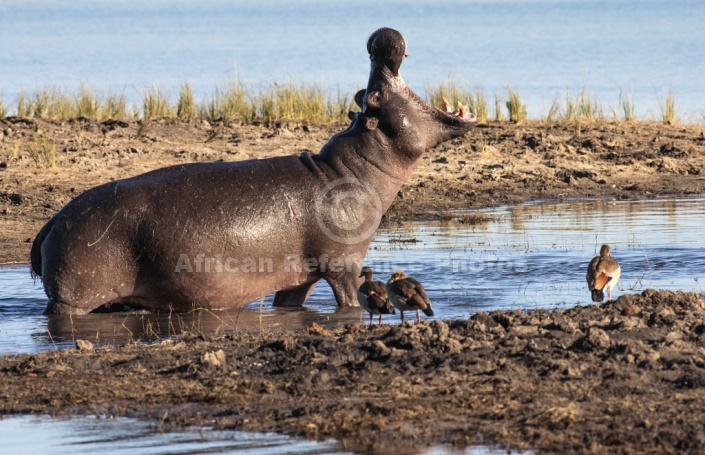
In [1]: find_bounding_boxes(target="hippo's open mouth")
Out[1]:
[440,96,477,123]
[366,27,477,126]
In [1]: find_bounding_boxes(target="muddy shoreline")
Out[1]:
[2,118,705,453]
[2,291,705,453]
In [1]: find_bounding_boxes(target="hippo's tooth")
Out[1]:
[441,96,452,113]
[457,102,467,117]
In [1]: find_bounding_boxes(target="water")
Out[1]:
[1,0,703,121]
[2,197,702,454]
[0,415,342,455]
[2,196,703,355]
[0,415,526,454]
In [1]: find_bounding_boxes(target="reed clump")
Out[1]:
[141,86,175,119]
[494,94,504,122]
[28,132,56,168]
[659,89,677,125]
[547,88,604,132]
[612,88,635,123]
[506,88,527,123]
[76,83,100,118]
[177,82,196,119]
[199,80,256,123]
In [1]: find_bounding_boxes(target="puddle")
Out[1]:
[1,197,703,354]
[0,415,526,454]
[0,415,341,454]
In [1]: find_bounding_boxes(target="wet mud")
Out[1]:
[2,290,705,453]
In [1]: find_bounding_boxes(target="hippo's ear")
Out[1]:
[353,89,366,108]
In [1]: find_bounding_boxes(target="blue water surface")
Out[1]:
[0,0,703,120]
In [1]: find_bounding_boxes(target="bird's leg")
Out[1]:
[378,314,383,325]
[608,288,613,301]
[400,311,405,323]
[369,314,373,326]
[416,309,421,323]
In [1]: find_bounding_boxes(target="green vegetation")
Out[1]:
[28,132,56,168]
[0,81,697,125]
[613,88,635,123]
[505,88,527,123]
[177,82,196,119]
[199,80,256,123]
[546,89,605,133]
[141,86,174,119]
[658,89,677,125]
[76,83,99,118]
[494,93,504,122]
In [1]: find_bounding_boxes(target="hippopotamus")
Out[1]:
[30,27,475,315]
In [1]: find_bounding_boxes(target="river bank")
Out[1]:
[1,117,705,453]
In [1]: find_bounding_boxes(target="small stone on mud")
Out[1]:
[468,311,497,332]
[201,349,226,368]
[573,327,612,351]
[622,305,641,316]
[371,340,392,358]
[307,323,328,335]
[430,319,450,342]
[546,313,578,333]
[274,128,294,138]
[75,339,94,352]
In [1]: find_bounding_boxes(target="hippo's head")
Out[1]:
[358,28,475,159]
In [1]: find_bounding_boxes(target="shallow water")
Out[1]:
[1,0,703,120]
[2,197,702,454]
[0,415,527,454]
[0,415,341,455]
[1,197,703,355]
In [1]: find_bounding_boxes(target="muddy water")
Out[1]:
[1,197,703,355]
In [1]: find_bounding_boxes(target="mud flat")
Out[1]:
[2,118,705,452]
[1,290,705,453]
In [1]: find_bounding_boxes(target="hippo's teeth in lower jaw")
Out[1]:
[442,96,453,113]
[439,97,476,122]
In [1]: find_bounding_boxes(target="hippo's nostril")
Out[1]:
[367,27,406,74]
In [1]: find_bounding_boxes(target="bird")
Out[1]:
[586,244,621,303]
[386,270,434,323]
[357,266,395,325]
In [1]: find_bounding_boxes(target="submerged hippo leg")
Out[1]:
[273,282,319,307]
[44,299,89,316]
